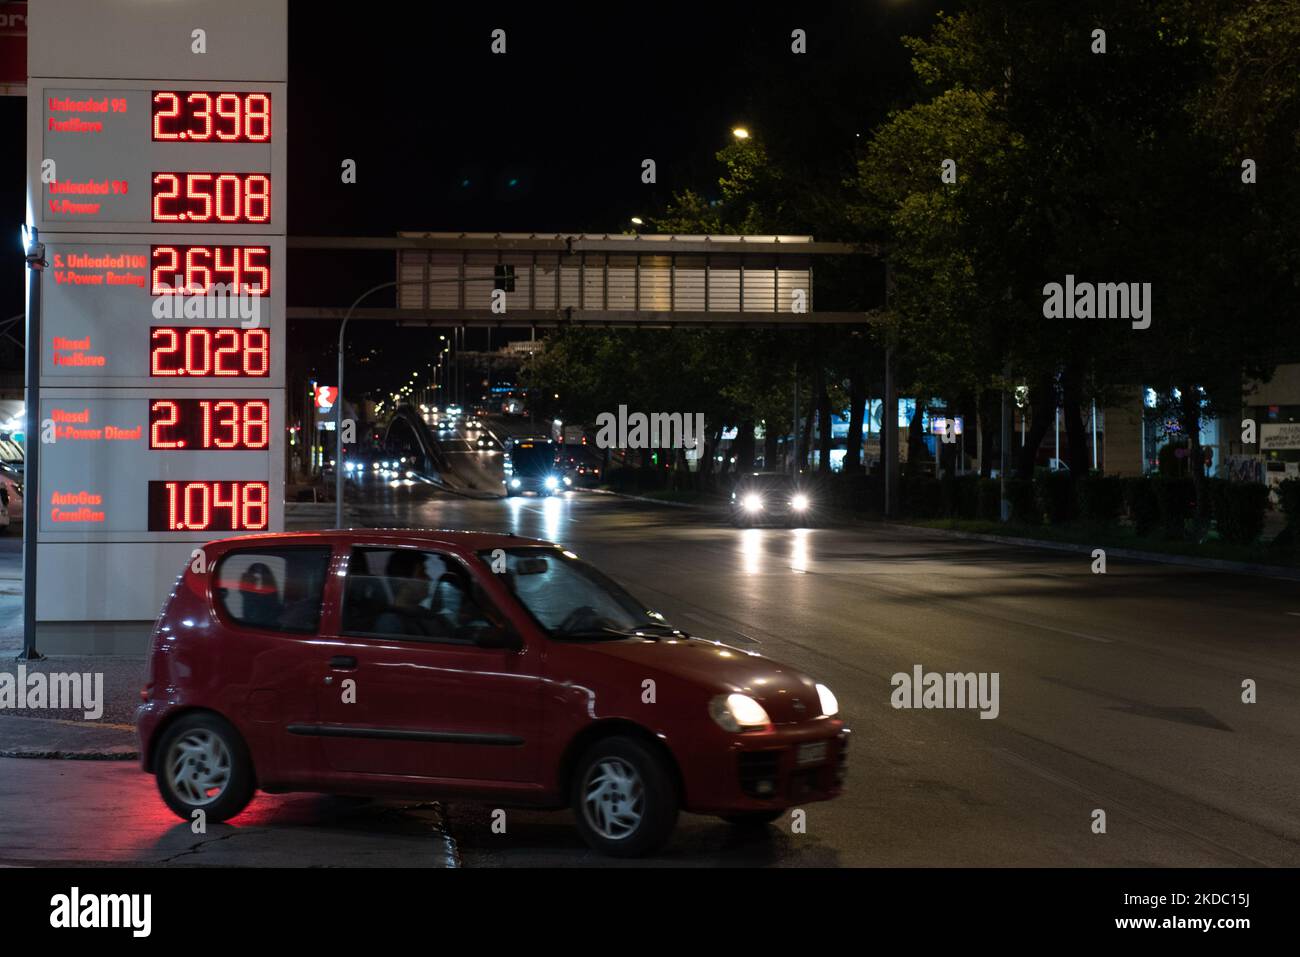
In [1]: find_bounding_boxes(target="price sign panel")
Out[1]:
[40,233,284,388]
[30,81,285,233]
[28,0,287,646]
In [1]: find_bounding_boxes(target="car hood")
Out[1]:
[575,636,824,724]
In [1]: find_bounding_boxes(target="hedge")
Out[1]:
[1207,479,1269,545]
[1123,477,1161,536]
[1034,470,1076,524]
[1078,474,1125,525]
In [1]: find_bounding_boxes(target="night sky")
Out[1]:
[2,0,947,381]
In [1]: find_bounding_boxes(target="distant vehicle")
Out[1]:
[0,463,21,531]
[504,439,569,496]
[136,530,848,856]
[558,451,602,486]
[729,472,817,528]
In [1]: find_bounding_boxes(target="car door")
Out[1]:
[210,543,336,784]
[309,543,544,786]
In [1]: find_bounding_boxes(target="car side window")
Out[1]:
[214,547,331,634]
[342,547,495,645]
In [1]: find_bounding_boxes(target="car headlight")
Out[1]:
[563,476,572,486]
[792,494,810,510]
[709,693,771,732]
[510,478,522,488]
[544,475,559,490]
[743,494,764,512]
[815,683,839,717]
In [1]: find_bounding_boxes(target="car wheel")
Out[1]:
[572,736,678,858]
[155,712,255,824]
[720,809,785,828]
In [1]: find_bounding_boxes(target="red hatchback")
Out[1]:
[137,530,848,856]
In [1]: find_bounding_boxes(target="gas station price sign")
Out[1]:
[40,234,284,388]
[31,80,284,232]
[38,391,282,538]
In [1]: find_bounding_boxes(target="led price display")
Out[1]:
[148,480,270,532]
[151,245,270,296]
[149,398,270,450]
[150,327,271,377]
[152,172,271,224]
[152,91,271,143]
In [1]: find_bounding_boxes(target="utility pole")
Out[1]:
[20,226,47,661]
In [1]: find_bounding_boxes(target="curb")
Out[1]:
[0,716,139,761]
[892,522,1300,581]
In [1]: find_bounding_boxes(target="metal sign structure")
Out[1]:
[26,0,287,653]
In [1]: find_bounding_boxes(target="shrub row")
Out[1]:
[889,471,1271,544]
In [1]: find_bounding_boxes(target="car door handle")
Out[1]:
[329,655,358,669]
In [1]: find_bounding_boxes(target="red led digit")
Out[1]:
[244,246,269,294]
[151,328,180,375]
[214,93,241,141]
[151,246,180,295]
[184,328,212,375]
[212,245,240,293]
[245,94,270,141]
[244,175,270,223]
[186,92,213,141]
[242,483,269,529]
[246,329,269,375]
[149,401,182,449]
[166,482,180,529]
[152,173,180,221]
[244,401,269,449]
[214,174,242,223]
[184,247,212,295]
[213,483,239,527]
[185,483,211,531]
[213,329,239,376]
[186,173,213,221]
[153,92,181,140]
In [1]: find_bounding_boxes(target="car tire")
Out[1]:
[154,712,255,824]
[571,736,678,858]
[720,809,785,828]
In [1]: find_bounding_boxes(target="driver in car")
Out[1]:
[374,551,445,639]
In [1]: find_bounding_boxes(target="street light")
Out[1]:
[333,274,500,527]
[732,127,750,140]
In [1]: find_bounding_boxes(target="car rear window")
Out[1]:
[213,546,332,634]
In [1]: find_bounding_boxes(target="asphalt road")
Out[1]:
[2,433,1298,867]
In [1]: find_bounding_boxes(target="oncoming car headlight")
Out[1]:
[816,683,839,717]
[510,478,522,488]
[544,475,560,490]
[709,693,771,732]
[743,494,764,512]
[792,493,810,511]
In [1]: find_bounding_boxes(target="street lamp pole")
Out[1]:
[20,225,47,661]
[333,276,496,528]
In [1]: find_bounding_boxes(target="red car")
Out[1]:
[137,530,848,856]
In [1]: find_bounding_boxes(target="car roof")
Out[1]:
[205,528,554,552]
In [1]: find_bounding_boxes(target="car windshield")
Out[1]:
[738,474,794,492]
[479,547,673,639]
[508,444,556,474]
